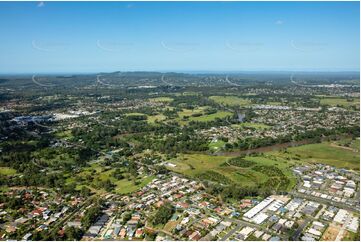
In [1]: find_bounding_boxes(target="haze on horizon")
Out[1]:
[0,1,359,74]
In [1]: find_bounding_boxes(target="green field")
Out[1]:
[189,111,232,122]
[178,107,206,118]
[69,163,155,194]
[0,167,17,176]
[319,97,360,108]
[167,153,296,191]
[177,107,232,124]
[209,140,226,151]
[334,138,360,152]
[209,96,251,106]
[125,112,145,116]
[54,130,73,139]
[149,97,174,103]
[147,114,167,124]
[114,175,155,194]
[275,140,360,170]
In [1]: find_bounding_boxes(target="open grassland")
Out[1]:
[113,175,155,194]
[274,140,360,170]
[0,167,17,176]
[209,96,251,106]
[149,97,174,102]
[189,111,232,122]
[33,148,76,167]
[167,153,297,191]
[125,112,145,116]
[178,107,207,118]
[319,97,360,107]
[147,114,167,124]
[176,107,232,124]
[333,138,359,152]
[209,140,226,151]
[54,130,73,139]
[67,163,154,194]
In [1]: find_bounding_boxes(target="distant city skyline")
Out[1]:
[0,1,359,73]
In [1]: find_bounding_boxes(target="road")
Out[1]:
[291,218,311,240]
[222,217,289,240]
[225,76,240,87]
[48,196,94,234]
[290,191,359,213]
[221,223,241,240]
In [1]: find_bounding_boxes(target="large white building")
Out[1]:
[243,197,274,219]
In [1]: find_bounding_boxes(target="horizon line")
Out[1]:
[0,69,360,76]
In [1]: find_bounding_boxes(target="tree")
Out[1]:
[152,202,174,225]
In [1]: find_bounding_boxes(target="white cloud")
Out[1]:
[37,1,45,8]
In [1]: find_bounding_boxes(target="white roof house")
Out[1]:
[334,209,349,224]
[252,212,269,225]
[244,197,274,219]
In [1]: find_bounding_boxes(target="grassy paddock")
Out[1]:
[209,96,251,106]
[168,153,297,191]
[0,167,17,176]
[319,97,360,107]
[273,140,360,170]
[149,97,174,102]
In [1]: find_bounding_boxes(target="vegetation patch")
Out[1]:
[209,96,251,106]
[195,170,233,184]
[0,167,17,176]
[189,111,232,122]
[147,114,167,124]
[149,97,174,103]
[168,153,297,192]
[221,156,256,168]
[281,141,360,170]
[319,97,359,108]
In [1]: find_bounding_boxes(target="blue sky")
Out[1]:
[0,1,359,73]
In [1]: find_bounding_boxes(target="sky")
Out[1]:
[0,1,359,74]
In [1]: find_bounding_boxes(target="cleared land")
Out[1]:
[209,140,226,151]
[147,114,167,124]
[277,140,360,170]
[176,107,232,124]
[209,96,251,106]
[167,153,296,191]
[67,163,154,194]
[319,97,359,108]
[0,167,17,176]
[189,111,232,122]
[149,97,174,103]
